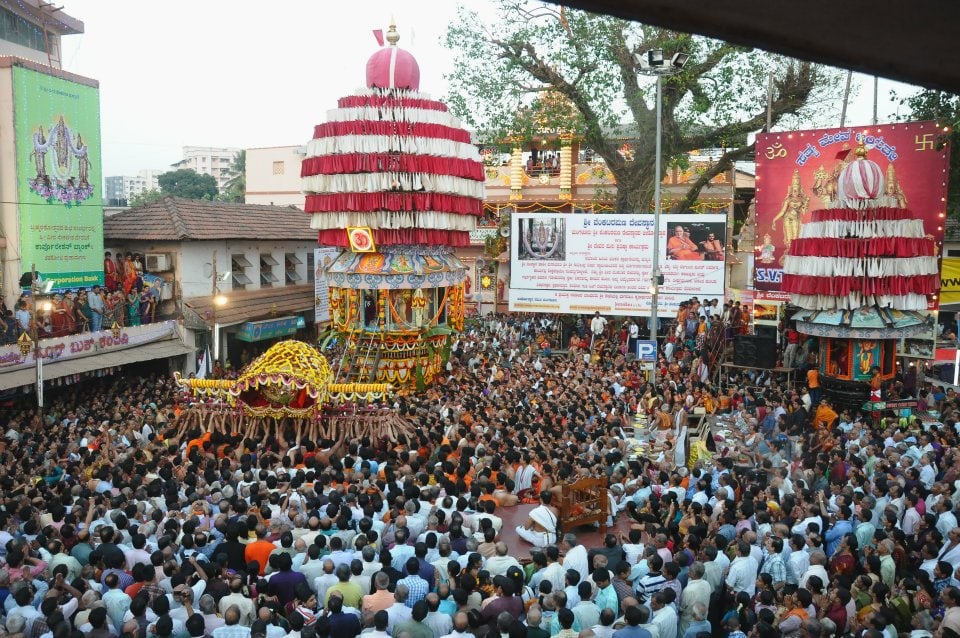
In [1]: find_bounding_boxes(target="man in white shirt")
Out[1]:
[650,591,678,638]
[440,611,475,638]
[679,562,711,636]
[561,535,590,584]
[791,505,823,536]
[423,593,453,638]
[902,494,922,536]
[919,454,938,491]
[484,543,521,577]
[385,586,413,635]
[590,312,608,347]
[219,579,257,627]
[937,500,959,539]
[725,541,759,597]
[312,560,338,600]
[800,550,830,590]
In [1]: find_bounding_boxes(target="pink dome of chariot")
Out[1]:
[366,45,420,91]
[300,20,484,251]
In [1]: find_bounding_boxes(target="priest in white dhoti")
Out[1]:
[517,491,560,547]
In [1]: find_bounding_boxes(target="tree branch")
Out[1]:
[682,62,816,149]
[491,36,625,171]
[608,22,651,127]
[668,145,753,213]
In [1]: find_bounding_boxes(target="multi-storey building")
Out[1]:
[0,1,82,68]
[104,169,162,206]
[170,146,240,192]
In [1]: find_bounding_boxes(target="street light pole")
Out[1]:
[650,73,664,391]
[635,49,689,393]
[210,250,228,366]
[211,250,219,363]
[30,263,52,416]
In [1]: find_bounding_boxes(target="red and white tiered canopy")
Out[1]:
[301,22,484,249]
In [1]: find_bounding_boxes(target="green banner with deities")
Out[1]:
[14,65,104,289]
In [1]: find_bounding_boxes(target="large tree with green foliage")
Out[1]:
[444,1,840,212]
[219,150,246,203]
[158,169,218,200]
[895,89,958,218]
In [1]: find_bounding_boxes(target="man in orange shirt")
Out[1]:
[363,572,395,614]
[813,398,838,431]
[244,523,275,576]
[807,367,821,405]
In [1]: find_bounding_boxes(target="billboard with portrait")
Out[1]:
[14,66,104,289]
[753,121,949,305]
[508,212,726,316]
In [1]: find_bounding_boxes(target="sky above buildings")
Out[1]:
[59,0,919,177]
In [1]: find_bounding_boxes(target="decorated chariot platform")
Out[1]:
[173,340,416,443]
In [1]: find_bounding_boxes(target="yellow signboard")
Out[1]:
[941,258,960,306]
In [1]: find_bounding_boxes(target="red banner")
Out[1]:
[754,121,950,307]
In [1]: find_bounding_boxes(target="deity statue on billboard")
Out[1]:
[759,233,776,264]
[882,163,908,208]
[28,115,95,205]
[812,148,854,208]
[771,170,808,250]
[30,126,48,180]
[54,115,71,173]
[75,134,90,190]
[812,164,836,206]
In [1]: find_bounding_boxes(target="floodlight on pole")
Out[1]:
[671,52,690,69]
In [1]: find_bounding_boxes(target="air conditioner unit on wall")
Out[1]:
[145,253,172,272]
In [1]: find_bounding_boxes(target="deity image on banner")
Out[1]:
[28,115,95,205]
[771,169,808,255]
[882,163,908,208]
[854,340,880,380]
[518,217,566,261]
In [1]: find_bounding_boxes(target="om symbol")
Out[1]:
[765,143,787,160]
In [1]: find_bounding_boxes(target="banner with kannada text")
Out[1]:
[509,213,726,316]
[14,66,104,289]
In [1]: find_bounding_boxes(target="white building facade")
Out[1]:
[244,145,305,208]
[171,146,241,191]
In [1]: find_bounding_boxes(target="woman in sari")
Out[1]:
[829,533,858,580]
[855,581,889,625]
[122,255,137,295]
[127,290,141,327]
[139,289,155,325]
[50,294,72,336]
[62,293,77,334]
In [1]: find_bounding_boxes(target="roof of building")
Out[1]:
[15,1,84,35]
[103,196,314,241]
[183,284,315,328]
[0,57,96,87]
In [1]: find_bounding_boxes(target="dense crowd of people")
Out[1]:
[0,307,958,638]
